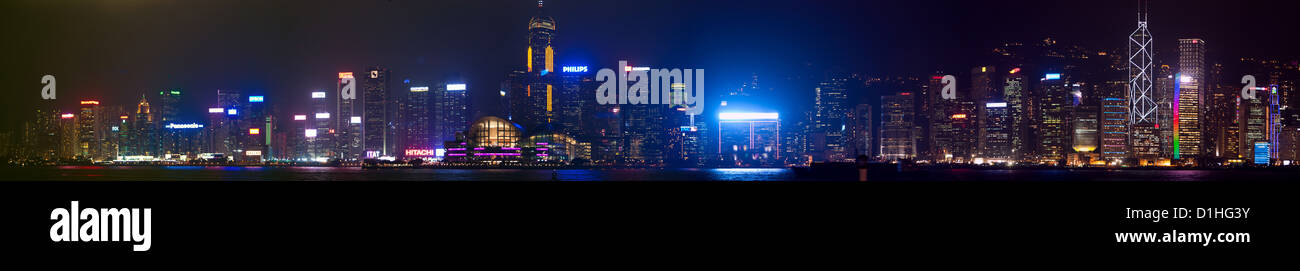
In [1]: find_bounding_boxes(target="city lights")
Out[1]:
[350,116,361,124]
[446,84,466,91]
[305,129,317,138]
[410,87,429,92]
[1045,73,1062,80]
[227,109,238,115]
[80,100,99,105]
[208,108,224,113]
[249,96,264,103]
[294,115,307,120]
[60,113,75,119]
[316,113,330,119]
[339,72,354,79]
[249,128,260,135]
[719,112,779,121]
[312,92,326,99]
[986,102,1007,108]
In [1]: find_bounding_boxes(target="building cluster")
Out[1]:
[2,0,1298,168]
[771,1,1299,167]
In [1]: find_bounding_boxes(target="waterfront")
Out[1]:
[1,166,1296,181]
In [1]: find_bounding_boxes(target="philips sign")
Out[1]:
[562,66,588,73]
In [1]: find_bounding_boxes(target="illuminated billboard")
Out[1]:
[226,109,238,115]
[719,112,779,121]
[1254,142,1270,165]
[312,92,327,99]
[561,66,588,73]
[60,113,75,119]
[404,149,439,157]
[446,84,466,91]
[986,102,1007,108]
[350,116,362,124]
[245,150,262,156]
[315,113,330,119]
[80,100,99,105]
[410,87,429,92]
[248,96,265,103]
[305,129,317,138]
[1045,73,1062,80]
[208,108,224,113]
[294,115,307,120]
[249,128,260,135]
[338,72,354,79]
[165,123,204,129]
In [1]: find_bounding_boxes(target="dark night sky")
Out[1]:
[3,0,1298,130]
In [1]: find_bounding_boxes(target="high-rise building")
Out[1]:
[1037,73,1073,164]
[845,104,873,159]
[516,2,557,132]
[1002,69,1029,161]
[1070,105,1100,163]
[437,82,470,152]
[310,89,332,159]
[1152,64,1175,160]
[983,101,1012,162]
[76,100,100,160]
[337,72,362,160]
[971,66,997,154]
[363,66,391,158]
[1099,81,1130,162]
[403,85,432,157]
[1175,38,1206,160]
[1128,0,1160,163]
[718,112,781,167]
[880,92,916,160]
[131,95,156,157]
[813,75,850,161]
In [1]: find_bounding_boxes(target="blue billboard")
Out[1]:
[1253,142,1270,165]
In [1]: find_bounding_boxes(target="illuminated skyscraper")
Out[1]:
[74,100,101,160]
[1002,69,1029,161]
[131,95,156,156]
[880,92,916,160]
[1128,0,1160,162]
[846,104,873,159]
[436,82,470,152]
[403,85,432,156]
[1037,73,1073,164]
[718,112,781,167]
[527,0,555,75]
[517,1,557,131]
[1176,38,1206,159]
[337,72,361,160]
[983,101,1012,161]
[971,66,996,154]
[813,74,850,161]
[311,89,332,159]
[363,66,391,157]
[1100,81,1130,162]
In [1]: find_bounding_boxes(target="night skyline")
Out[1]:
[5,0,1300,131]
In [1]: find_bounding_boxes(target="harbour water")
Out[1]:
[0,166,1295,181]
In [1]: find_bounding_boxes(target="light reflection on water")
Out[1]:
[2,166,1293,181]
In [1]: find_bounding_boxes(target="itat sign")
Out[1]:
[50,201,152,252]
[594,61,704,115]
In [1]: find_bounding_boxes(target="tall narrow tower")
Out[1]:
[1128,0,1160,161]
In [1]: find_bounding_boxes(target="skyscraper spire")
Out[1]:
[1138,0,1149,22]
